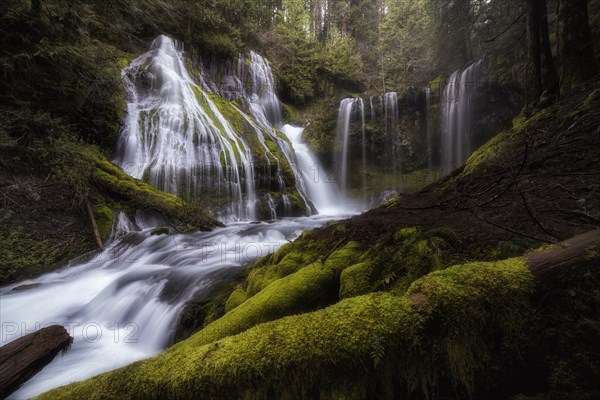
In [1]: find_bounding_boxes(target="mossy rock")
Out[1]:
[91,155,220,231]
[323,241,362,270]
[93,205,113,241]
[184,261,338,348]
[150,227,169,236]
[224,286,247,312]
[339,261,375,299]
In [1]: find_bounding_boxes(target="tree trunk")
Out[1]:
[526,0,543,104]
[539,0,559,96]
[0,325,72,398]
[557,0,597,92]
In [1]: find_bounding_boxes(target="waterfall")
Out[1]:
[115,36,257,220]
[249,51,282,126]
[441,59,485,174]
[114,35,319,221]
[358,98,367,200]
[335,98,356,195]
[281,125,344,214]
[335,93,404,200]
[0,35,360,400]
[384,92,400,179]
[369,96,376,123]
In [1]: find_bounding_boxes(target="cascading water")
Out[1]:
[384,92,401,180]
[249,51,283,126]
[115,35,257,221]
[335,98,355,195]
[358,98,366,200]
[0,215,344,399]
[281,125,343,214]
[441,58,485,174]
[335,98,367,198]
[369,96,376,123]
[115,35,317,221]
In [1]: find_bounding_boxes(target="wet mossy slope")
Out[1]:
[0,143,220,284]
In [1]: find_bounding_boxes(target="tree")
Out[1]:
[525,0,559,105]
[432,0,472,72]
[381,0,434,92]
[557,0,597,92]
[526,0,542,103]
[539,0,559,95]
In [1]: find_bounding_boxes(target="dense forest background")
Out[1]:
[2,0,599,147]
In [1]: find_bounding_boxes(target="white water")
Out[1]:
[336,98,355,195]
[384,92,400,179]
[441,59,485,174]
[281,125,346,214]
[114,36,320,221]
[115,35,257,220]
[335,98,368,199]
[1,214,351,399]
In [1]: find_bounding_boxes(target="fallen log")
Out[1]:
[0,325,72,399]
[408,229,600,308]
[525,229,600,280]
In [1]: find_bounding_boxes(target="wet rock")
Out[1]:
[11,283,41,292]
[150,227,170,236]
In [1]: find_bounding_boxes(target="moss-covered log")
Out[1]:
[408,229,600,309]
[90,156,221,232]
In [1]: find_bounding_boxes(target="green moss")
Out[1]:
[323,241,361,270]
[428,76,445,97]
[93,205,113,241]
[38,292,423,400]
[38,255,537,399]
[406,257,535,392]
[224,286,247,312]
[281,102,303,125]
[339,261,375,299]
[394,227,418,241]
[362,227,443,294]
[245,247,314,296]
[0,219,59,283]
[184,261,337,348]
[460,129,510,176]
[92,155,220,231]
